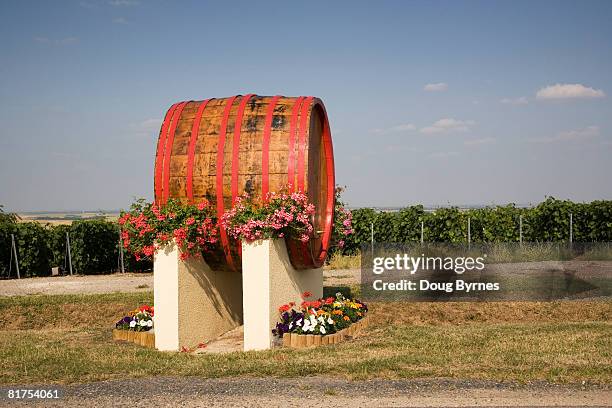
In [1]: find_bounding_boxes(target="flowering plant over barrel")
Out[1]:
[220,189,316,243]
[272,292,367,337]
[119,198,218,261]
[332,186,354,249]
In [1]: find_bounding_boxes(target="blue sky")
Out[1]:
[1,0,611,211]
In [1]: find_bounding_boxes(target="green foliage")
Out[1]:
[424,207,466,243]
[68,220,121,274]
[0,215,151,278]
[342,208,377,254]
[395,205,426,243]
[0,206,18,276]
[469,205,521,243]
[48,224,70,268]
[0,205,18,225]
[0,221,52,278]
[14,223,52,277]
[336,198,612,255]
[1,197,611,276]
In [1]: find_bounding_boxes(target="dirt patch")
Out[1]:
[194,326,244,353]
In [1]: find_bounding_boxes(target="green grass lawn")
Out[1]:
[0,292,610,385]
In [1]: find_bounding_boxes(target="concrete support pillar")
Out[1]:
[154,241,242,351]
[242,239,323,351]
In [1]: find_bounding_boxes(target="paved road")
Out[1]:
[1,377,610,407]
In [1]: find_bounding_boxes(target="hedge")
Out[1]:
[339,197,612,255]
[0,219,152,278]
[0,197,611,277]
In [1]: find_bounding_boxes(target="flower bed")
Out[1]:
[282,315,370,348]
[115,305,154,331]
[113,305,155,348]
[112,328,155,348]
[273,292,368,348]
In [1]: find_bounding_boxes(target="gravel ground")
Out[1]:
[1,377,610,407]
[0,270,360,296]
[2,260,608,297]
[0,273,153,296]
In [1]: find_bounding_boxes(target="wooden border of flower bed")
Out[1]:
[112,329,155,349]
[282,316,370,348]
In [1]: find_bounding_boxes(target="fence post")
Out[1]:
[66,232,73,275]
[370,222,374,256]
[118,229,125,273]
[519,215,523,247]
[420,221,424,244]
[467,217,471,248]
[11,234,20,279]
[569,213,573,244]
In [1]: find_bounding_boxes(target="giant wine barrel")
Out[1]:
[153,95,335,271]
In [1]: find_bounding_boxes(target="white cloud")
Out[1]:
[464,137,496,146]
[34,36,78,45]
[500,97,528,105]
[371,123,416,134]
[109,0,139,5]
[536,83,605,100]
[420,118,475,134]
[112,17,129,24]
[428,151,459,159]
[130,118,162,137]
[424,82,448,92]
[529,125,600,143]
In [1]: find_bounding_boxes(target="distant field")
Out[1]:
[17,211,120,225]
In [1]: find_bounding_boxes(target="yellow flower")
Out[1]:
[343,316,350,321]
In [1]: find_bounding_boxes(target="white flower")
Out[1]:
[320,326,326,334]
[289,322,293,329]
[302,321,311,332]
[139,320,147,326]
[129,320,136,328]
[318,316,325,324]
[146,320,153,327]
[327,317,334,325]
[309,315,317,326]
[296,319,302,327]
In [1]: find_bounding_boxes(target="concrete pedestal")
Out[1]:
[242,239,323,351]
[153,242,242,351]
